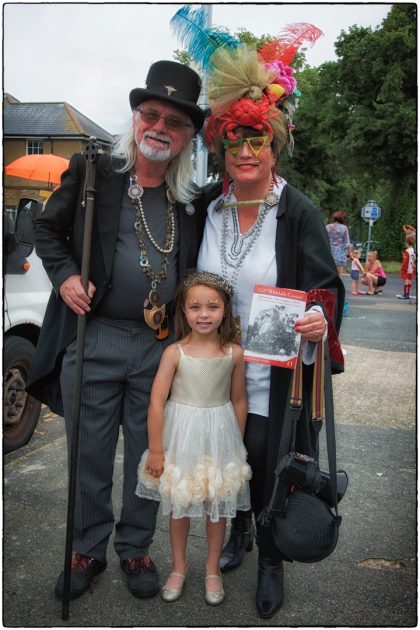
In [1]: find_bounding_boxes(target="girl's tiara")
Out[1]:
[183,271,234,297]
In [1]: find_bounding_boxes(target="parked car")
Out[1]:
[3,199,50,453]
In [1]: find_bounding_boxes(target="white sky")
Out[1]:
[3,2,392,135]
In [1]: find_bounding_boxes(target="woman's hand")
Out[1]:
[145,450,164,478]
[295,311,326,343]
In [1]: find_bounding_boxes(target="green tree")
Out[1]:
[326,4,416,257]
[174,7,417,258]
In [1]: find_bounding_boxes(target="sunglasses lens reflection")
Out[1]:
[223,136,269,157]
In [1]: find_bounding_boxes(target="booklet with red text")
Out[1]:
[244,285,307,369]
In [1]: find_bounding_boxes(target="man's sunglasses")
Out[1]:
[137,108,193,132]
[222,135,271,157]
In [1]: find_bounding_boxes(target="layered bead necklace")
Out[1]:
[128,169,176,339]
[219,180,279,290]
[128,169,176,290]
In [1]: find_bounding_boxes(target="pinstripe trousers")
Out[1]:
[60,316,171,563]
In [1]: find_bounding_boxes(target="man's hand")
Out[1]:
[60,275,96,315]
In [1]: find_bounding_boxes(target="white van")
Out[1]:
[3,199,51,453]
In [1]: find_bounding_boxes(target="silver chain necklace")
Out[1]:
[127,170,176,340]
[220,181,279,290]
[128,170,176,289]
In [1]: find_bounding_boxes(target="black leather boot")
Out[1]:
[256,555,284,619]
[220,512,255,573]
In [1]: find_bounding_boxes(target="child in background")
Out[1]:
[351,249,364,295]
[399,237,416,300]
[136,272,250,606]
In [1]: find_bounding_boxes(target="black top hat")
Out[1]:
[130,60,205,131]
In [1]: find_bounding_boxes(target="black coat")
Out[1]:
[26,152,209,415]
[266,183,345,503]
[205,181,345,503]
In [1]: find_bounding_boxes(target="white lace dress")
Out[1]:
[136,344,251,522]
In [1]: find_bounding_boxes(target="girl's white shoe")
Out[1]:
[161,572,186,602]
[205,574,225,605]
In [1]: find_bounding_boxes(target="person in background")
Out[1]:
[326,210,352,315]
[403,224,416,241]
[325,211,353,275]
[350,249,364,295]
[26,60,207,600]
[361,250,387,295]
[399,236,416,299]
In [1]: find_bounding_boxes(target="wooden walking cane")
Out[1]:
[61,137,101,620]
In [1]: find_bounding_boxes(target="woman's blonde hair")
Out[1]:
[173,272,237,345]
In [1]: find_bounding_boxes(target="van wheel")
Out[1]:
[3,336,41,454]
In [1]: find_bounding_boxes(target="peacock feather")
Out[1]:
[170,5,239,70]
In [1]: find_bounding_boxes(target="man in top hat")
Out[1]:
[26,60,207,600]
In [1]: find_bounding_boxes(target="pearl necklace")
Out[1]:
[220,180,279,290]
[128,170,176,289]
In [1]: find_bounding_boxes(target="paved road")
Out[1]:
[3,274,417,627]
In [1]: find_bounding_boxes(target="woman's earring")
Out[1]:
[222,172,230,196]
[271,166,278,184]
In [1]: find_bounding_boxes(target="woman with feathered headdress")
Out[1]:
[171,7,345,618]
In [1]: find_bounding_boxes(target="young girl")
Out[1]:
[399,237,416,299]
[350,249,364,295]
[361,250,387,295]
[136,271,250,606]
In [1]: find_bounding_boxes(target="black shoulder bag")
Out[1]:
[259,342,348,563]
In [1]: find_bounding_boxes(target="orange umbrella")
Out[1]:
[5,153,70,185]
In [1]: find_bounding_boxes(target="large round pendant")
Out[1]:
[128,183,144,200]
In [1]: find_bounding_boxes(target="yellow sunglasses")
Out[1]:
[222,135,271,157]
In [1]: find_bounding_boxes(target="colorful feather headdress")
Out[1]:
[171,6,323,155]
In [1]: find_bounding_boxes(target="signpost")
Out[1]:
[361,200,381,257]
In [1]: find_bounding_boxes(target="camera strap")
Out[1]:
[259,339,340,526]
[259,351,304,523]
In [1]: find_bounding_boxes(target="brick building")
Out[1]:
[4,93,115,209]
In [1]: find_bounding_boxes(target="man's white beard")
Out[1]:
[138,135,172,162]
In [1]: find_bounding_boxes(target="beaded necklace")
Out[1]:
[128,170,176,287]
[220,181,279,290]
[128,169,176,339]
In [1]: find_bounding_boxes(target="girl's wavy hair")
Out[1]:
[173,271,237,345]
[111,117,198,204]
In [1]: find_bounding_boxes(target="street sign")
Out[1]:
[361,200,381,223]
[361,200,381,257]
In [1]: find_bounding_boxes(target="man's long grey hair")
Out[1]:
[111,121,198,204]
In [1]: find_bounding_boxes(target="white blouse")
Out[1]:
[197,179,324,418]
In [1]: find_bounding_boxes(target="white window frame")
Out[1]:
[26,139,44,155]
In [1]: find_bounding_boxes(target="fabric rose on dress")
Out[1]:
[222,462,242,495]
[173,478,192,507]
[159,463,181,498]
[207,466,224,500]
[241,463,253,484]
[190,479,207,503]
[193,463,209,484]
